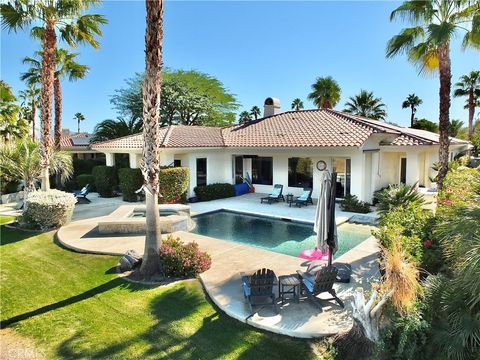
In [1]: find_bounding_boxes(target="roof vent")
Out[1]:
[263,97,281,118]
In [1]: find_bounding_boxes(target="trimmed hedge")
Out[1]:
[73,158,105,177]
[194,183,235,202]
[22,190,76,229]
[159,167,189,204]
[92,166,117,197]
[76,174,95,191]
[118,168,143,202]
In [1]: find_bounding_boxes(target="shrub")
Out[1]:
[22,190,76,229]
[72,158,105,177]
[340,194,371,213]
[92,166,117,197]
[0,180,19,194]
[118,168,143,202]
[194,183,235,201]
[159,167,189,204]
[159,236,211,278]
[375,183,425,215]
[76,174,95,191]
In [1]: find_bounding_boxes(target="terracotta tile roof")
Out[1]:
[59,133,93,148]
[90,109,470,150]
[91,126,224,149]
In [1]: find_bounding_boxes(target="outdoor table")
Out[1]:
[286,194,294,205]
[278,274,301,304]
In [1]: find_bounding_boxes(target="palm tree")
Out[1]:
[1,0,107,191]
[448,119,464,138]
[386,1,479,190]
[454,70,480,141]
[344,90,387,120]
[291,98,304,111]
[0,81,30,141]
[139,0,164,277]
[22,49,89,148]
[90,117,142,143]
[250,106,261,120]
[238,111,251,124]
[307,76,341,109]
[74,112,86,133]
[18,84,40,140]
[0,140,73,205]
[402,93,423,127]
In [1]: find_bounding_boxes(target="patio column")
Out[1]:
[105,153,115,167]
[129,153,140,168]
[406,151,420,187]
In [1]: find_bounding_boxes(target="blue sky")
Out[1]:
[2,1,479,133]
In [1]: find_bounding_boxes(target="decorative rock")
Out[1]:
[119,250,142,272]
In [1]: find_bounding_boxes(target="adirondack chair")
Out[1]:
[74,184,91,203]
[261,184,285,204]
[241,268,278,314]
[297,266,344,310]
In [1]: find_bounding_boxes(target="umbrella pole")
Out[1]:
[328,172,337,267]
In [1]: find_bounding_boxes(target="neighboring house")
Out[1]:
[91,98,470,202]
[60,131,104,160]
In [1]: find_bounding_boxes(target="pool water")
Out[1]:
[192,210,374,258]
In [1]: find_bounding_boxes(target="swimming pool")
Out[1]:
[192,210,374,258]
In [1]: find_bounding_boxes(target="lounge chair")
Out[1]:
[260,184,285,204]
[74,184,91,203]
[289,188,313,207]
[241,268,278,315]
[297,266,344,310]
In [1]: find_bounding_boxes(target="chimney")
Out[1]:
[263,97,281,118]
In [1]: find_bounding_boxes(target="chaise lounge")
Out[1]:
[289,187,313,207]
[260,184,285,204]
[74,184,91,203]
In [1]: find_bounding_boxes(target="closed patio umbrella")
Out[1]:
[314,171,338,266]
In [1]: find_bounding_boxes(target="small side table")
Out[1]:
[278,274,301,304]
[286,194,294,205]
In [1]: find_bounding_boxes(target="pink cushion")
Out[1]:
[299,248,329,261]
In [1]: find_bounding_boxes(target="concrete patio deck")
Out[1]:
[54,192,380,338]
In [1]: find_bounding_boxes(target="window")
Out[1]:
[234,156,243,184]
[174,159,182,167]
[400,158,407,184]
[196,158,207,186]
[288,157,313,188]
[252,157,273,185]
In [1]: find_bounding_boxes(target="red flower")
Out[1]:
[424,239,432,249]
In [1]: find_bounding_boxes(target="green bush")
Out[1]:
[92,166,117,197]
[194,183,235,202]
[375,183,425,215]
[76,174,95,191]
[118,168,143,202]
[21,190,76,229]
[340,194,371,213]
[159,236,211,278]
[72,158,104,177]
[0,180,19,194]
[159,167,189,204]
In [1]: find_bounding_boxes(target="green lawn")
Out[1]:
[0,218,315,359]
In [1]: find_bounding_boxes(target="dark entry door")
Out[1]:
[196,158,207,186]
[400,158,407,184]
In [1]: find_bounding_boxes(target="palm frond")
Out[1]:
[386,26,425,58]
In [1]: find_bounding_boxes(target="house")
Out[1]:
[60,130,104,161]
[91,98,470,202]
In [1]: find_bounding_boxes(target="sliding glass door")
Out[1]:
[332,158,351,198]
[196,158,207,187]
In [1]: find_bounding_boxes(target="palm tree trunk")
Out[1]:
[436,43,451,191]
[139,0,164,277]
[468,89,474,141]
[31,99,36,140]
[410,106,415,128]
[40,21,56,191]
[54,78,62,149]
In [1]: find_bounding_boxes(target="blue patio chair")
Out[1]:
[74,184,91,203]
[290,188,313,207]
[260,184,285,204]
[297,266,344,310]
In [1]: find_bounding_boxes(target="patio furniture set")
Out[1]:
[241,264,345,315]
[260,184,314,207]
